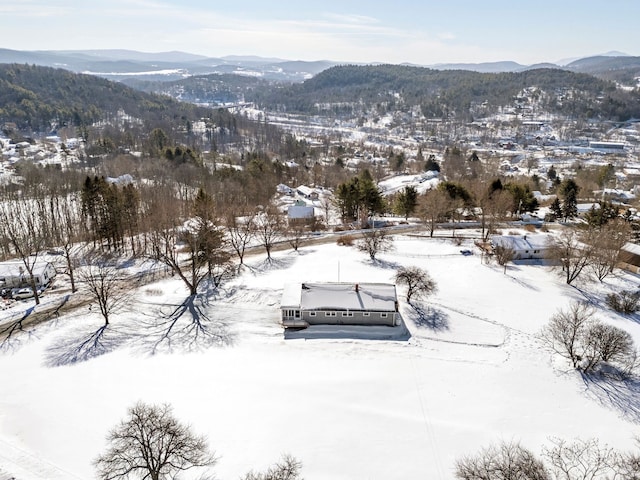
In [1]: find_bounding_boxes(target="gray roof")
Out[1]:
[281,282,397,312]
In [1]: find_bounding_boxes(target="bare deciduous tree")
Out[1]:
[78,253,132,325]
[225,209,256,266]
[542,437,620,480]
[547,230,592,285]
[395,266,437,303]
[419,188,455,238]
[357,228,394,260]
[541,301,637,375]
[150,189,229,296]
[587,219,631,282]
[581,322,635,374]
[540,302,595,369]
[493,244,516,274]
[94,402,216,480]
[455,441,549,480]
[0,198,48,305]
[255,205,285,261]
[243,454,303,480]
[286,221,309,252]
[618,440,640,480]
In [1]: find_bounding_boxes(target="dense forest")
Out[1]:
[0,63,211,132]
[245,64,640,121]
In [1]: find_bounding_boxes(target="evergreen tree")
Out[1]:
[549,197,562,220]
[424,154,440,172]
[394,186,418,220]
[559,179,580,221]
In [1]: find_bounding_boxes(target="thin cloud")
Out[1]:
[322,13,381,25]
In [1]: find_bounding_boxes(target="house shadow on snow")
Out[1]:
[44,322,134,367]
[134,295,235,355]
[581,372,640,424]
[405,303,450,332]
[284,314,411,341]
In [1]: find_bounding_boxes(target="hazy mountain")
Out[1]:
[0,48,336,83]
[564,55,640,85]
[428,61,526,73]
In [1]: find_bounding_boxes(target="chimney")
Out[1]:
[355,283,359,292]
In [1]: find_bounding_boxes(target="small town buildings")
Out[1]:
[0,261,56,289]
[490,234,551,260]
[281,282,399,328]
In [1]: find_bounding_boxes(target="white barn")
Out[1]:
[281,282,399,328]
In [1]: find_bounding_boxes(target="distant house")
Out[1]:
[0,261,56,289]
[277,183,294,195]
[296,185,319,200]
[281,282,399,328]
[490,234,551,260]
[618,242,640,274]
[287,204,315,224]
[589,141,625,153]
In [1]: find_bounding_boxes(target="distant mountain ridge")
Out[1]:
[0,48,338,83]
[0,48,638,86]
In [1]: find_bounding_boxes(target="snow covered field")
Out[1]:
[1,235,640,479]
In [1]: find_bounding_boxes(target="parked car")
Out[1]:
[12,287,35,300]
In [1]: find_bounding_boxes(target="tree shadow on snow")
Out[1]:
[365,258,402,270]
[247,256,297,274]
[581,372,640,424]
[44,322,133,367]
[0,296,71,354]
[405,303,450,331]
[136,294,235,355]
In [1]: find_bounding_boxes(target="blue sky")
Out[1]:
[1,0,638,65]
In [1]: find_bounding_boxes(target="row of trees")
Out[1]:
[456,437,640,480]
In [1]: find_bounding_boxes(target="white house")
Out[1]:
[296,185,319,200]
[281,282,399,328]
[490,234,552,260]
[0,261,56,289]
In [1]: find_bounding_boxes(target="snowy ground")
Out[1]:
[1,234,640,479]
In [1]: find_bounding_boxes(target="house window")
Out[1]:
[363,312,370,317]
[381,313,387,318]
[341,312,353,317]
[325,312,336,317]
[310,312,316,317]
[295,310,300,318]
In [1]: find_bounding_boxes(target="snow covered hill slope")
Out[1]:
[1,235,638,479]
